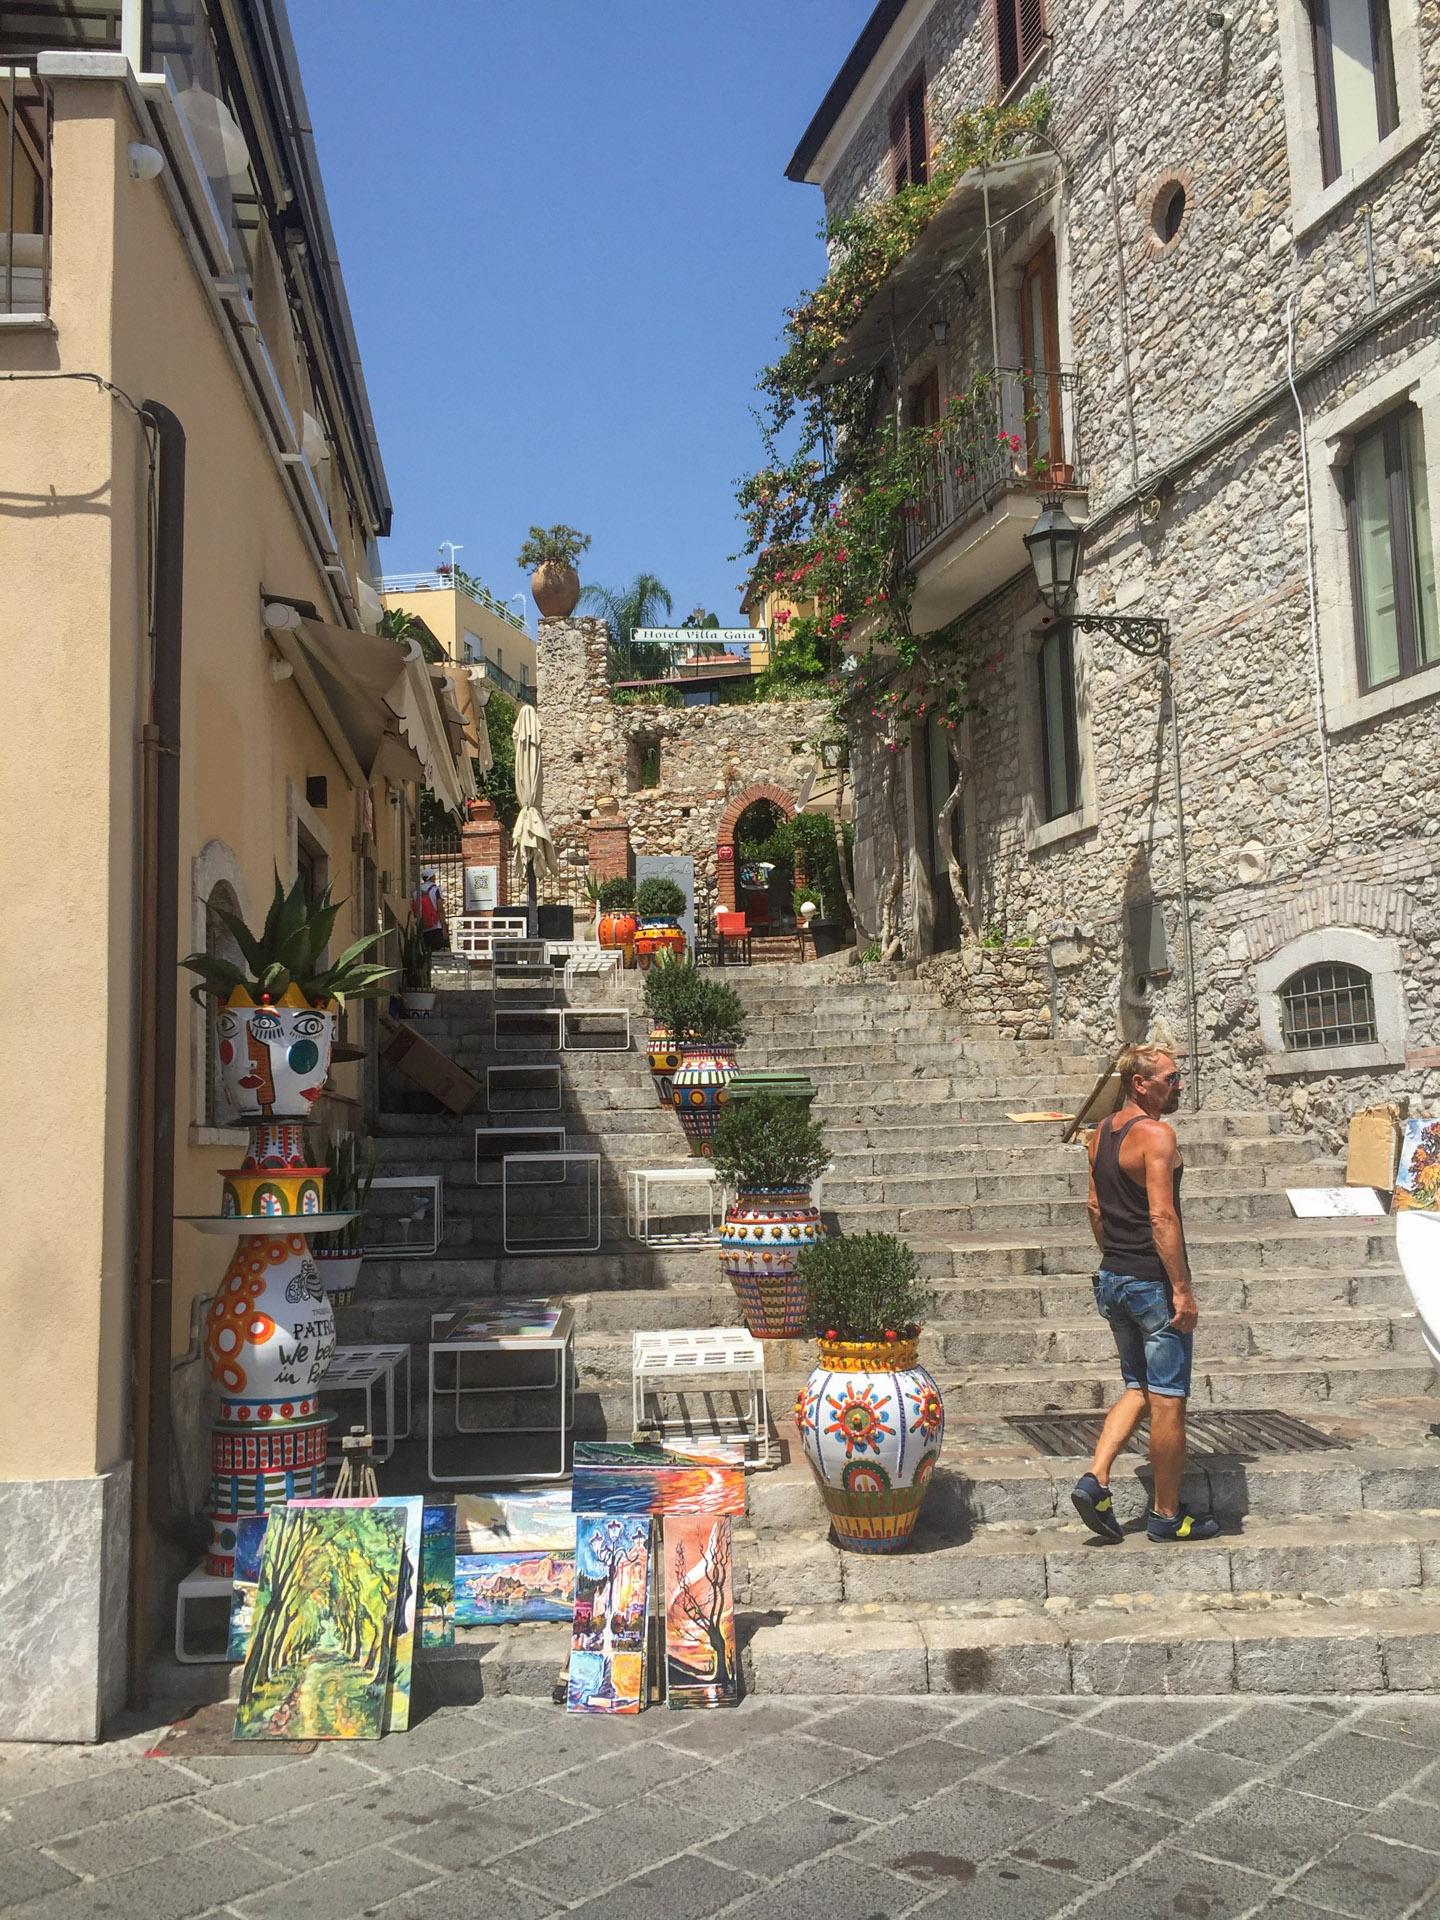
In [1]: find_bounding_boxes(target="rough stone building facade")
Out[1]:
[789,0,1440,1130]
[535,616,836,915]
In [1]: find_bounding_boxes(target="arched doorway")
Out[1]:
[717,783,797,928]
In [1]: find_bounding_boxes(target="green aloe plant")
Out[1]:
[181,874,395,1009]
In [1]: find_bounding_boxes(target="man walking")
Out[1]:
[1071,1044,1220,1543]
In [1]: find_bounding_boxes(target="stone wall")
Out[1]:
[814,0,1440,1134]
[534,617,834,916]
[917,943,1053,1042]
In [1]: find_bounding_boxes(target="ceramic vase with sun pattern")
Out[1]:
[720,1188,825,1338]
[795,1340,944,1553]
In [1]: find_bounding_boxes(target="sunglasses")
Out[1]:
[1156,1071,1183,1086]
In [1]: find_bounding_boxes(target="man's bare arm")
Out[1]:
[1140,1124,1198,1331]
[1085,1131,1105,1252]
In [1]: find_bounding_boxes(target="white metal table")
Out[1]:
[561,1006,630,1051]
[626,1165,722,1246]
[428,1300,576,1483]
[320,1343,412,1462]
[631,1326,771,1464]
[503,1151,602,1253]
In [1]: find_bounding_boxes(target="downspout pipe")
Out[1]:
[129,399,184,1709]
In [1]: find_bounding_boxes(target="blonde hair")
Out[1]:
[1117,1044,1175,1096]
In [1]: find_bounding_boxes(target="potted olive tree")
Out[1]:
[712,1091,829,1338]
[311,1130,378,1303]
[517,524,591,619]
[792,1232,944,1553]
[596,875,637,964]
[642,950,689,1106]
[669,971,747,1156]
[633,874,688,969]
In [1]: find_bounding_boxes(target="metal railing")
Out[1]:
[381,570,529,633]
[2,66,51,317]
[474,658,535,705]
[904,366,1085,564]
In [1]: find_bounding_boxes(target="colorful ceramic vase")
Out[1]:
[215,983,335,1121]
[312,1247,363,1306]
[671,1043,738,1157]
[633,920,686,971]
[795,1340,944,1553]
[598,912,637,967]
[647,1026,682,1108]
[720,1188,825,1338]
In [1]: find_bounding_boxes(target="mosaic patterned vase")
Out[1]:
[671,1043,738,1157]
[795,1340,944,1553]
[633,920,686,972]
[647,1026,681,1108]
[720,1188,825,1338]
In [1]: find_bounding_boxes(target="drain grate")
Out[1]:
[1004,1409,1344,1459]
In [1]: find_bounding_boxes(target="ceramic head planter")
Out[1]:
[216,983,335,1122]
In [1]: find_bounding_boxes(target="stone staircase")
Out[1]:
[341,962,1440,1700]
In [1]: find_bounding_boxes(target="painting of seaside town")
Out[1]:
[455,1550,574,1624]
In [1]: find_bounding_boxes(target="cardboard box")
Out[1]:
[380,1017,482,1114]
[1346,1102,1402,1191]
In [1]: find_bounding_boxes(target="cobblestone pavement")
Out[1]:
[3,1693,1440,1919]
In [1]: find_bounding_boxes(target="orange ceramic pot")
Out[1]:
[633,920,686,971]
[598,912,637,965]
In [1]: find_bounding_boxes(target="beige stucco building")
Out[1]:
[381,574,537,704]
[0,1,474,1739]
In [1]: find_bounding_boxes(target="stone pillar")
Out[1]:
[587,795,631,882]
[462,798,510,906]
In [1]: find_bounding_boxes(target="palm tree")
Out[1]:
[579,572,673,680]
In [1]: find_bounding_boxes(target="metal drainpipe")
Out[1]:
[1162,661,1200,1112]
[129,400,185,1709]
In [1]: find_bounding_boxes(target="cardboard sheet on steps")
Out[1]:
[380,1015,482,1113]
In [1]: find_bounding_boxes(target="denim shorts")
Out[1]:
[1093,1269,1193,1400]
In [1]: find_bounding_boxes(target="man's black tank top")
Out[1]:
[1093,1114,1183,1286]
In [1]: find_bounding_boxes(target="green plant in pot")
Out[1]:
[311,1130,378,1304]
[633,874,688,970]
[517,523,591,619]
[595,874,638,962]
[669,971,748,1156]
[642,951,690,1106]
[712,1092,829,1337]
[792,1232,944,1553]
[398,916,435,1015]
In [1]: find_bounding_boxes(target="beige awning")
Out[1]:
[511,701,556,886]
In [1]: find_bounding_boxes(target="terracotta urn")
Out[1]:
[531,561,580,618]
[795,1338,944,1553]
[671,1043,738,1156]
[215,983,335,1122]
[720,1188,825,1338]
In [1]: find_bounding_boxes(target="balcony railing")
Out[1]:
[380,570,528,633]
[904,366,1086,566]
[474,659,535,705]
[2,66,51,318]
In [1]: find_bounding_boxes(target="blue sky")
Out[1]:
[289,1,874,627]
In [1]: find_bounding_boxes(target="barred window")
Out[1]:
[1279,962,1378,1050]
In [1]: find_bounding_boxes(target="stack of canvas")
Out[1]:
[567,1442,744,1714]
[226,1496,455,1740]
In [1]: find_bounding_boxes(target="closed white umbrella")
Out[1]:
[511,703,557,917]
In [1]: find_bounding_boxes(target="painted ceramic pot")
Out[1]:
[671,1043,738,1157]
[312,1247,363,1306]
[208,1416,329,1575]
[204,1229,337,1418]
[720,1188,825,1338]
[215,985,335,1121]
[647,1025,682,1108]
[795,1340,944,1553]
[220,1167,325,1218]
[633,920,686,971]
[598,912,637,965]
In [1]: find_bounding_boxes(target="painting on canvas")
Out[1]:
[664,1516,738,1708]
[293,1496,423,1730]
[234,1504,404,1740]
[420,1503,456,1649]
[1395,1119,1440,1211]
[226,1514,269,1661]
[455,1489,576,1553]
[567,1513,650,1714]
[455,1550,574,1624]
[571,1441,744,1518]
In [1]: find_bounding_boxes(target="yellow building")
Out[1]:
[0,2,473,1738]
[382,573,537,704]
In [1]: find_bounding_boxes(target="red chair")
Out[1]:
[715,911,752,966]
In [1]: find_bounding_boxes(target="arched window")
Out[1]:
[204,882,243,1124]
[1279,962,1378,1051]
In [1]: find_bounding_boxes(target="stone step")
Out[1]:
[824,1139,1335,1177]
[931,1266,1413,1317]
[739,1508,1440,1610]
[823,1182,1305,1224]
[912,1219,1399,1278]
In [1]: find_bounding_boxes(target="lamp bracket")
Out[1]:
[1063,612,1171,659]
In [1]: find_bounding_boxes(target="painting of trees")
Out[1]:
[665,1516,737,1706]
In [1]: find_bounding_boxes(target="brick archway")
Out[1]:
[717,783,797,912]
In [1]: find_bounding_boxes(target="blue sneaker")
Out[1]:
[1071,1472,1125,1543]
[1147,1506,1221,1542]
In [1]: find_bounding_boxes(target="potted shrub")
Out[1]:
[181,875,394,1122]
[633,874,688,970]
[398,917,436,1015]
[712,1091,829,1338]
[311,1130,378,1304]
[670,972,747,1156]
[596,875,637,964]
[792,1232,944,1553]
[641,950,689,1107]
[517,524,591,619]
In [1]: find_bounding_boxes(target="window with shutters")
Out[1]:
[889,67,928,193]
[1309,0,1398,184]
[1019,239,1064,472]
[1343,405,1438,693]
[1036,624,1080,823]
[996,0,1047,94]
